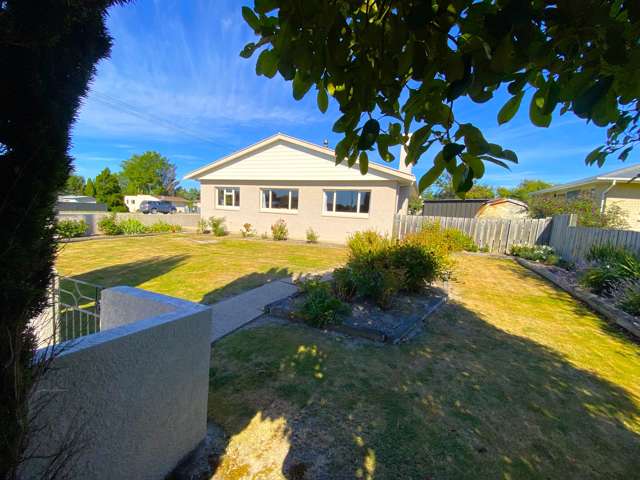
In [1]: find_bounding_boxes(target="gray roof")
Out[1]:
[533,163,640,195]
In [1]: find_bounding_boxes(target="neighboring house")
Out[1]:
[56,195,107,212]
[184,133,417,243]
[124,194,191,213]
[422,198,528,219]
[531,163,640,230]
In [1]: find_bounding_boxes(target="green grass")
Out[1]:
[55,234,346,304]
[208,254,640,479]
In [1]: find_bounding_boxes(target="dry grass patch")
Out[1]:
[208,254,640,479]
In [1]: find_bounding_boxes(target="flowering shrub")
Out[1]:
[271,219,288,240]
[510,244,558,264]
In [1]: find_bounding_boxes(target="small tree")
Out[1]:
[84,178,97,197]
[498,179,553,202]
[529,194,628,229]
[63,174,85,195]
[408,194,423,215]
[94,168,127,212]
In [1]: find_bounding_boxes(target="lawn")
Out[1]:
[55,234,346,304]
[207,254,640,479]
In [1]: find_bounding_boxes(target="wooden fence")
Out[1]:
[549,214,640,263]
[393,214,552,253]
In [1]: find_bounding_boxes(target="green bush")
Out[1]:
[148,221,181,233]
[408,222,476,254]
[619,282,640,316]
[56,219,87,238]
[97,213,123,235]
[296,278,348,328]
[580,244,640,295]
[391,242,440,292]
[306,227,319,243]
[510,244,557,264]
[118,218,148,235]
[271,219,288,241]
[346,230,393,259]
[197,219,209,234]
[332,267,357,301]
[209,216,227,236]
[529,193,628,229]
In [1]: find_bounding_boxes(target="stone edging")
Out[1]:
[514,257,640,339]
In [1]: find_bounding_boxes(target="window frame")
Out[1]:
[260,188,299,213]
[216,186,240,210]
[323,189,371,217]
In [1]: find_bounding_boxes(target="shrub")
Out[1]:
[271,219,288,240]
[241,223,256,237]
[346,230,392,259]
[618,282,640,316]
[197,219,209,234]
[118,218,148,235]
[261,231,269,239]
[529,193,629,229]
[332,267,357,301]
[348,254,405,309]
[510,244,557,263]
[56,219,87,238]
[209,216,227,236]
[306,227,319,243]
[391,242,441,292]
[581,265,626,295]
[98,213,123,235]
[408,222,477,254]
[580,244,640,295]
[148,221,182,233]
[296,278,348,328]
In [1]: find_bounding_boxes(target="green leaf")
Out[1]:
[529,91,552,127]
[442,143,465,162]
[357,119,380,151]
[377,134,395,162]
[254,0,278,14]
[619,146,633,161]
[585,146,604,166]
[256,49,278,78]
[317,85,329,113]
[461,153,485,179]
[292,71,312,100]
[418,155,446,193]
[334,135,353,163]
[242,6,262,33]
[458,124,490,155]
[240,42,257,59]
[358,151,369,175]
[501,149,518,163]
[498,92,523,125]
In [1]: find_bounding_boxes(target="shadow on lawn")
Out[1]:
[199,267,291,304]
[69,255,188,289]
[206,299,640,479]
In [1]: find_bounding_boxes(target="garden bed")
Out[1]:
[515,257,640,339]
[265,284,448,344]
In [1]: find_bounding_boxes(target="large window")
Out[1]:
[324,190,370,215]
[261,188,299,211]
[217,187,240,208]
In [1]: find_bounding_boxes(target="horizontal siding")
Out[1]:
[198,141,398,182]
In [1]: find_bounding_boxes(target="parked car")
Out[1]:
[139,200,177,214]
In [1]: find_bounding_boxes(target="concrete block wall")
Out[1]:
[22,287,212,480]
[57,212,201,235]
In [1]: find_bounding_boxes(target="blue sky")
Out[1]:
[70,0,639,191]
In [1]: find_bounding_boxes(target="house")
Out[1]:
[124,194,191,213]
[422,198,529,218]
[531,163,640,230]
[56,195,107,212]
[184,133,417,243]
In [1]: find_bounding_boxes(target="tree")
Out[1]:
[497,179,553,201]
[241,1,640,196]
[63,173,85,195]
[408,194,423,214]
[84,178,97,197]
[529,193,628,229]
[429,172,495,199]
[94,168,127,212]
[175,186,199,202]
[0,1,128,477]
[120,151,177,195]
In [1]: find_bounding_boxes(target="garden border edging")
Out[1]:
[514,257,640,339]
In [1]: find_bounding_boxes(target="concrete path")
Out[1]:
[209,279,298,343]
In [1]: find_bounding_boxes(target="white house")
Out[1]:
[184,133,417,243]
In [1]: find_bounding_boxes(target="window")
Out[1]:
[217,187,240,208]
[261,188,299,211]
[566,190,579,200]
[324,190,370,215]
